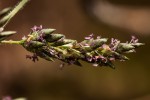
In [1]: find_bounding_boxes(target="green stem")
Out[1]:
[1,40,23,45]
[0,0,29,28]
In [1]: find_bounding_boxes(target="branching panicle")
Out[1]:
[2,25,142,69]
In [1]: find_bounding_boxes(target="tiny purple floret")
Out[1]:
[85,33,94,40]
[31,25,43,32]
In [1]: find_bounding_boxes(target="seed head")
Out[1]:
[19,25,144,69]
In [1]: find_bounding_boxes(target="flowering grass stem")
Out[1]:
[1,25,144,68]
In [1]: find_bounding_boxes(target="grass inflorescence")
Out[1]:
[2,25,144,69]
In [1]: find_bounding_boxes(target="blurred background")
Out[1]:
[0,0,150,100]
